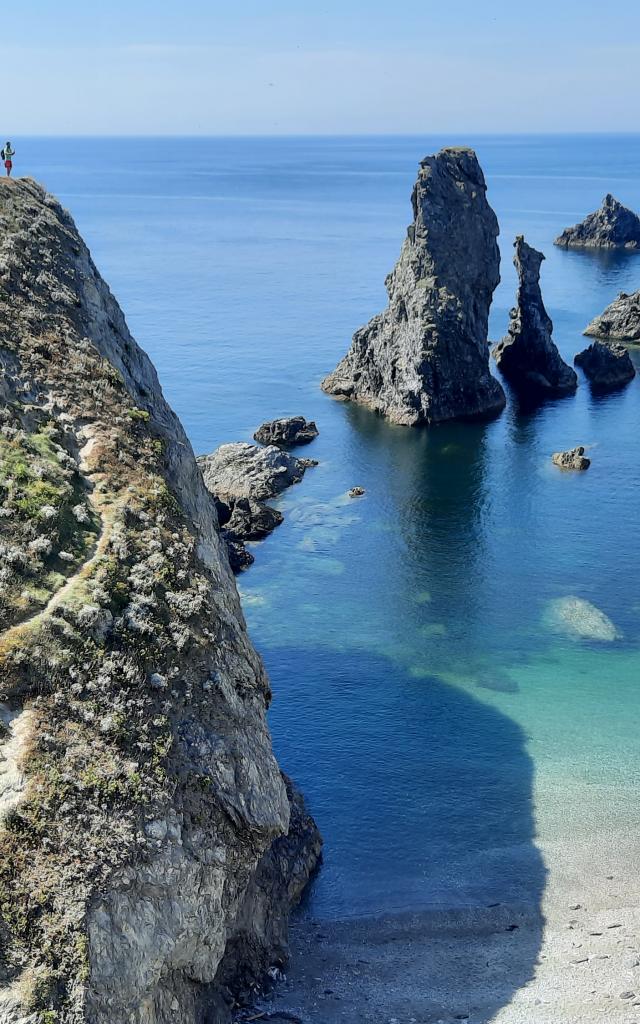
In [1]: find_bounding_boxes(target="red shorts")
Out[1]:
[4,161,11,170]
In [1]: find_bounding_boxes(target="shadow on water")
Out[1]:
[265,646,547,1023]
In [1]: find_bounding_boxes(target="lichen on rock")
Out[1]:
[321,147,506,426]
[0,178,321,1024]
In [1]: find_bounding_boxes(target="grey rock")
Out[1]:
[551,446,591,470]
[0,178,321,1024]
[492,237,577,397]
[198,442,309,502]
[254,416,319,448]
[555,194,640,249]
[321,147,506,425]
[348,487,365,498]
[213,495,283,575]
[574,340,635,391]
[584,289,640,342]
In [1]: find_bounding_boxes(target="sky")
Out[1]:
[4,1,640,135]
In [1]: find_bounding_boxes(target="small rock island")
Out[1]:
[554,193,640,249]
[492,236,577,397]
[584,289,640,343]
[574,339,636,391]
[322,147,506,425]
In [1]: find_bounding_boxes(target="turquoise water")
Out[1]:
[22,135,640,919]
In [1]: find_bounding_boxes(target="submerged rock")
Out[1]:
[574,340,636,391]
[198,442,310,502]
[552,447,591,470]
[584,290,640,343]
[492,237,577,397]
[545,596,619,642]
[254,416,319,448]
[0,178,321,1023]
[321,147,506,425]
[554,194,640,249]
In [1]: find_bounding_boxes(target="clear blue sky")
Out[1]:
[5,0,640,134]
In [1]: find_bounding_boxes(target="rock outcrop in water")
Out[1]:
[492,237,577,397]
[554,194,640,250]
[0,179,321,1024]
[321,147,506,425]
[253,416,318,448]
[574,340,636,391]
[551,447,591,470]
[197,442,315,571]
[584,290,640,342]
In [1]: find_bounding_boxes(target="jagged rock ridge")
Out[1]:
[584,290,640,342]
[554,194,640,249]
[0,179,321,1024]
[321,147,506,425]
[492,236,577,397]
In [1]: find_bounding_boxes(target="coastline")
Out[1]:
[251,829,640,1022]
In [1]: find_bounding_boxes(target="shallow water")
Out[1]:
[22,134,640,919]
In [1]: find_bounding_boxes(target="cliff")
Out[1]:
[492,237,577,397]
[0,179,320,1024]
[554,194,640,250]
[321,147,506,425]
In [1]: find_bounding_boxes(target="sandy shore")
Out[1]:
[244,833,640,1023]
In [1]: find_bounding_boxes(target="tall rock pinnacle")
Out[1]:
[492,236,577,397]
[321,147,506,426]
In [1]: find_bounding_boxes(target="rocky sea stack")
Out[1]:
[0,179,321,1023]
[574,340,636,391]
[321,147,506,425]
[253,416,318,448]
[554,194,640,250]
[492,236,577,397]
[584,289,640,343]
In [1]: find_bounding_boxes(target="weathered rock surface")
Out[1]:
[0,179,321,1024]
[584,290,640,342]
[545,596,619,642]
[197,443,314,572]
[321,147,506,425]
[253,416,318,448]
[551,447,591,470]
[492,237,577,397]
[574,340,636,391]
[555,194,640,250]
[198,442,310,502]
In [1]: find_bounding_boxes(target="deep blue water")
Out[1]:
[19,135,640,920]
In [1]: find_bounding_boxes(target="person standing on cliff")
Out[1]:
[1,142,15,177]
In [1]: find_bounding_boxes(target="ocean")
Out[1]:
[21,134,640,921]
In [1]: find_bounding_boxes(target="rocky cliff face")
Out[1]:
[321,147,506,425]
[554,194,640,249]
[492,237,577,397]
[0,179,320,1024]
[584,289,640,342]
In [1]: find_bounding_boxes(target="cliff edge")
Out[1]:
[0,179,320,1024]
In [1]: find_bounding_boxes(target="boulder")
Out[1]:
[321,147,506,425]
[574,340,635,391]
[198,442,310,502]
[554,193,640,249]
[584,290,640,342]
[492,236,577,397]
[254,416,319,448]
[551,447,590,470]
